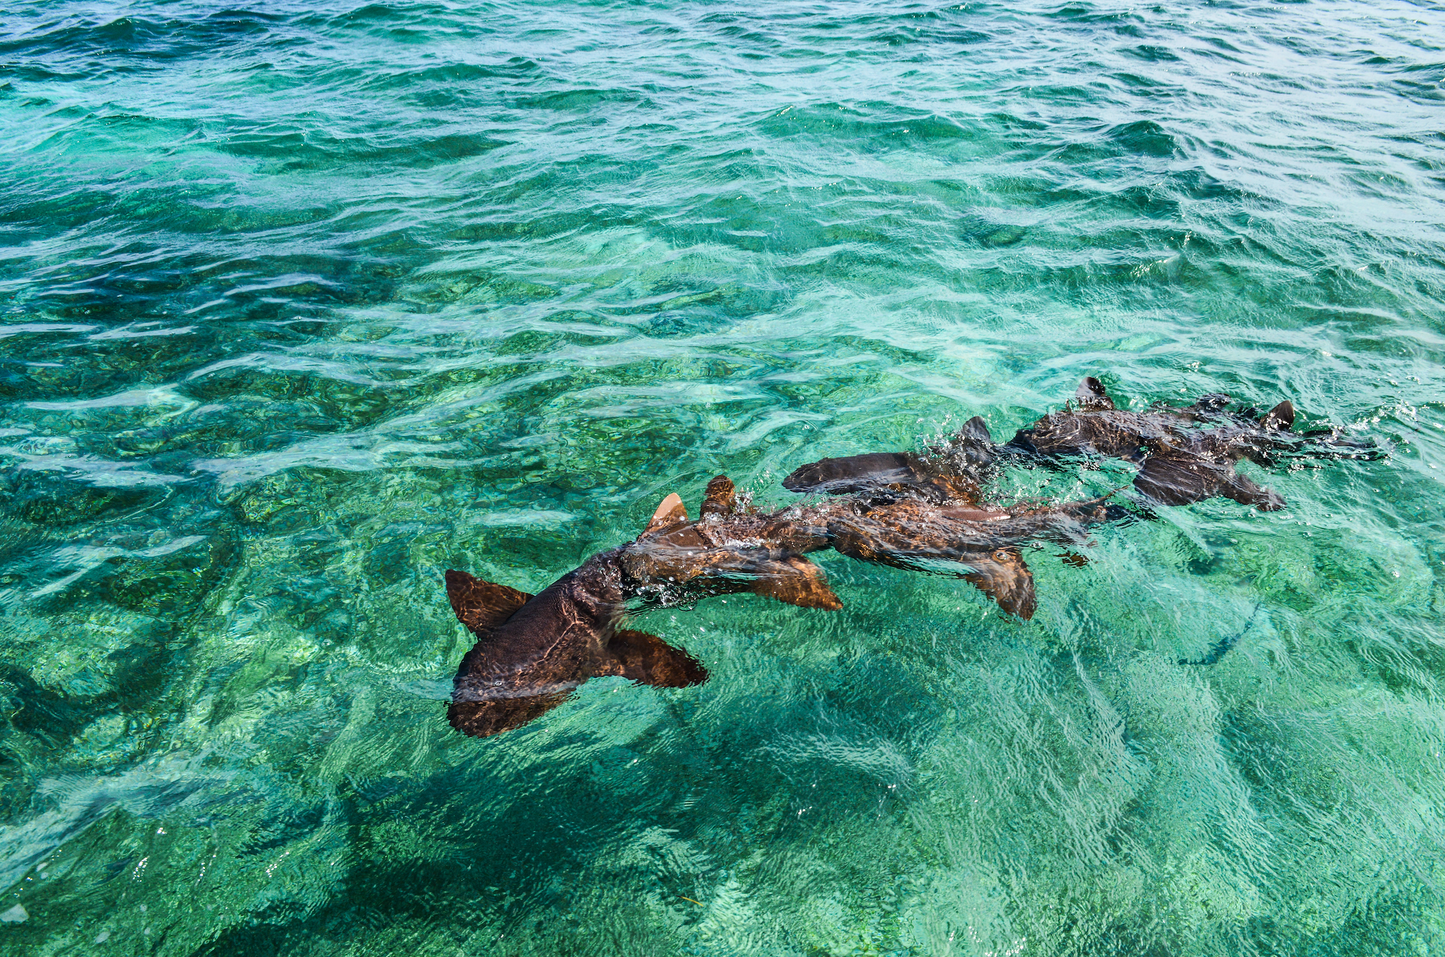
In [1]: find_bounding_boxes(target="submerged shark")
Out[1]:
[782,415,999,503]
[1004,377,1380,509]
[785,377,1379,512]
[446,475,1124,737]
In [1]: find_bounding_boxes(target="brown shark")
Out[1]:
[446,481,841,738]
[446,476,1130,737]
[786,377,1378,514]
[1004,377,1381,509]
[445,562,711,739]
[1002,378,1275,462]
[823,494,1124,620]
[782,415,998,504]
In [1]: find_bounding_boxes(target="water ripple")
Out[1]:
[3,0,1445,953]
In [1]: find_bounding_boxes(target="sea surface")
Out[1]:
[2,0,1444,953]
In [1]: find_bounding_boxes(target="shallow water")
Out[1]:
[2,0,1445,953]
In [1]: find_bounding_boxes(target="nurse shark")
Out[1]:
[446,475,1120,738]
[787,377,1379,511]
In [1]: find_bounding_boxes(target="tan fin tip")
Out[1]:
[645,492,688,533]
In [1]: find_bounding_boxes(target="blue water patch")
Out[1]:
[2,0,1444,953]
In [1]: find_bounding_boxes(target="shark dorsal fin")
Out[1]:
[1075,377,1115,411]
[1261,400,1295,431]
[701,475,736,516]
[960,415,993,443]
[645,492,688,534]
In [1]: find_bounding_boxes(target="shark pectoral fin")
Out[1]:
[1076,376,1116,411]
[701,475,737,516]
[1261,400,1295,431]
[747,555,843,610]
[644,492,689,534]
[445,569,534,638]
[1133,454,1217,506]
[601,629,709,688]
[1224,472,1286,511]
[961,548,1037,620]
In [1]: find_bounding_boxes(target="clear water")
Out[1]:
[2,0,1444,953]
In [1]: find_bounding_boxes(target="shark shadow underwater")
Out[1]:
[444,378,1381,738]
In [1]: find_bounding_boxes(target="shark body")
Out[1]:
[446,475,1122,737]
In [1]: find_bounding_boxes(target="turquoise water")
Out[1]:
[2,0,1444,952]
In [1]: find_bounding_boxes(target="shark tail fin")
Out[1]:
[445,570,560,738]
[782,453,916,494]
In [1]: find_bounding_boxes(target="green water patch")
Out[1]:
[3,0,1445,953]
